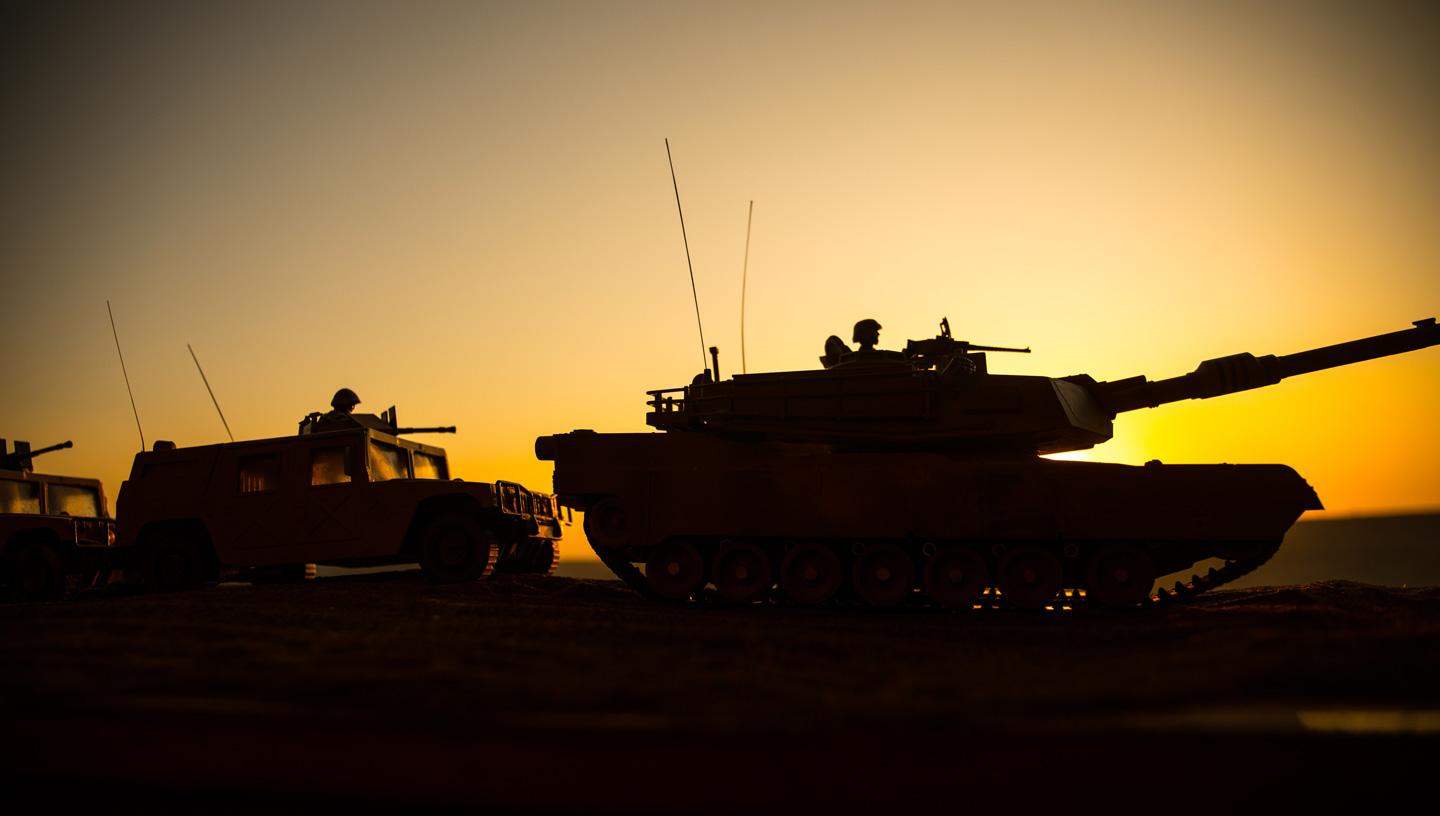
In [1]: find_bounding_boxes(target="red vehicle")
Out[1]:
[1,440,117,601]
[116,416,565,590]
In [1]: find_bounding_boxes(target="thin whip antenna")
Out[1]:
[107,300,146,451]
[665,138,708,374]
[188,343,234,442]
[740,199,753,374]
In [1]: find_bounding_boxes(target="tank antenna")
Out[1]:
[106,300,146,451]
[664,138,709,376]
[740,199,753,374]
[187,343,234,442]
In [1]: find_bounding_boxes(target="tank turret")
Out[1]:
[646,317,1440,455]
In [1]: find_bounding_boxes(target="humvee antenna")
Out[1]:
[106,300,146,451]
[664,138,709,376]
[187,343,234,442]
[740,199,753,374]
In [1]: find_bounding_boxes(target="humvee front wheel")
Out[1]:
[419,512,498,582]
[4,541,65,602]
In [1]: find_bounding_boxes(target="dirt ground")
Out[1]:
[4,573,1439,813]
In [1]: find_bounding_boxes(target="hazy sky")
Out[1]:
[3,1,1438,536]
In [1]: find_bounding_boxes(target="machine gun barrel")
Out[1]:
[393,426,456,434]
[965,343,1031,354]
[0,439,73,470]
[1097,318,1439,414]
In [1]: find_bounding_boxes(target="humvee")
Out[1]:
[114,419,566,590]
[1,439,118,601]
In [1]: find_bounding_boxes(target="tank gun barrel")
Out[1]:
[1097,318,1439,414]
[0,439,73,470]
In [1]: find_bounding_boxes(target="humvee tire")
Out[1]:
[418,512,498,582]
[3,539,65,602]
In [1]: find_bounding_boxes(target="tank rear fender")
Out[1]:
[135,519,219,580]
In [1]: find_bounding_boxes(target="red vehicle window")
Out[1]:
[368,441,409,482]
[47,484,100,517]
[310,446,352,485]
[238,454,281,493]
[0,479,40,514]
[413,452,448,480]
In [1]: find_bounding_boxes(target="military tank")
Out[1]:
[536,317,1439,610]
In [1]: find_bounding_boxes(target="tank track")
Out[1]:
[591,539,1282,610]
[1147,540,1281,608]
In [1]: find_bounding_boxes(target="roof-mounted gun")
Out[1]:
[904,317,1031,371]
[0,439,74,471]
[299,406,456,436]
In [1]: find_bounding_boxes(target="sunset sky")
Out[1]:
[3,1,1437,553]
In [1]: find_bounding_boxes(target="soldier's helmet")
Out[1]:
[331,388,361,411]
[852,318,882,346]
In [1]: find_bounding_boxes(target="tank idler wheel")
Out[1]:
[997,546,1064,610]
[645,540,706,600]
[851,544,916,607]
[780,543,843,606]
[419,512,499,582]
[924,547,988,610]
[4,542,65,602]
[1085,545,1157,609]
[712,541,773,605]
[145,535,203,593]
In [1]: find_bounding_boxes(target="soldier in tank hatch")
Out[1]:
[853,318,882,352]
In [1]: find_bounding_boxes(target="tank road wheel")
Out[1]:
[645,540,705,600]
[851,544,916,607]
[144,534,202,593]
[1085,545,1157,609]
[4,542,66,602]
[924,547,988,610]
[780,543,843,606]
[712,541,773,605]
[419,512,499,582]
[997,546,1064,610]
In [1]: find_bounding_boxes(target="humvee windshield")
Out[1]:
[368,439,409,481]
[413,451,448,480]
[0,478,41,514]
[47,483,101,517]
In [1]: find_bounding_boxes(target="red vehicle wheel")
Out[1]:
[851,544,916,607]
[645,540,705,600]
[1085,545,1156,609]
[924,547,988,609]
[419,512,498,582]
[997,546,1063,610]
[712,541,773,604]
[780,543,843,605]
[4,541,65,602]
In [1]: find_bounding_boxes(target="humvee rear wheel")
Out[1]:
[4,542,65,602]
[145,536,202,593]
[1085,545,1156,609]
[924,547,988,609]
[851,544,916,607]
[645,540,705,600]
[712,541,773,605]
[523,539,561,575]
[419,513,498,582]
[780,543,843,606]
[997,547,1063,610]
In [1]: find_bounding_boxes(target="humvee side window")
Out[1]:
[0,479,41,514]
[238,454,282,493]
[368,441,409,482]
[413,452,448,480]
[310,446,353,486]
[47,484,100,517]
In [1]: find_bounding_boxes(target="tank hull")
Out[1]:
[539,431,1322,608]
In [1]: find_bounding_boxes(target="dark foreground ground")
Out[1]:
[4,574,1439,814]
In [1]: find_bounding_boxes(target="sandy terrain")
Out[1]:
[4,573,1439,813]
